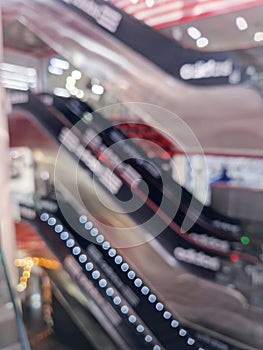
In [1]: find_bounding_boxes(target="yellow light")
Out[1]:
[24,266,31,272]
[33,257,39,265]
[14,259,21,267]
[22,271,30,278]
[20,277,27,283]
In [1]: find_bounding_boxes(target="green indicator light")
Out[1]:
[241,236,250,245]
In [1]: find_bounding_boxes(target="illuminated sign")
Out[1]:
[179,59,234,81]
[174,247,221,271]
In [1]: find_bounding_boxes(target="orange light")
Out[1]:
[33,257,39,265]
[20,277,27,283]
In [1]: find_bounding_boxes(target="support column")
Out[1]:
[0,6,17,286]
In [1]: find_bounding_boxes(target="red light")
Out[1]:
[230,253,239,263]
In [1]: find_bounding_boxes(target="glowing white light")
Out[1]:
[53,87,70,97]
[70,87,78,96]
[108,249,116,257]
[136,325,144,333]
[121,305,129,314]
[60,232,69,240]
[32,301,41,309]
[96,234,104,243]
[106,287,114,296]
[71,70,82,80]
[171,320,179,328]
[163,311,171,319]
[148,294,156,303]
[40,213,49,221]
[179,329,187,337]
[127,271,136,279]
[121,263,129,272]
[85,222,93,230]
[128,315,136,323]
[72,246,81,255]
[66,83,76,92]
[79,254,87,263]
[55,224,63,233]
[48,218,56,226]
[1,62,36,76]
[50,57,70,70]
[187,26,201,39]
[134,278,142,287]
[92,270,100,279]
[91,84,104,95]
[141,286,149,295]
[131,0,138,4]
[235,17,248,31]
[76,89,84,99]
[196,37,209,48]
[102,241,110,250]
[115,256,123,264]
[16,284,25,292]
[99,279,107,288]
[113,296,121,305]
[66,239,75,248]
[145,335,152,343]
[187,338,195,346]
[31,293,41,302]
[85,262,94,271]
[153,346,161,350]
[90,228,98,237]
[48,65,63,75]
[155,302,164,311]
[79,215,87,223]
[66,76,76,86]
[254,32,263,42]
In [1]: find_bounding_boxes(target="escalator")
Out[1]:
[10,92,263,350]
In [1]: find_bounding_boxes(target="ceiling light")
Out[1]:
[70,87,78,96]
[66,76,76,86]
[196,37,209,48]
[48,65,63,75]
[76,89,84,99]
[187,26,201,40]
[131,0,138,3]
[254,32,263,42]
[235,17,248,31]
[71,70,82,80]
[53,87,70,97]
[66,83,76,91]
[91,84,104,95]
[50,57,70,70]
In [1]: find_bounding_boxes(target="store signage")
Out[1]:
[174,247,221,272]
[179,59,234,81]
[212,220,240,234]
[189,233,230,253]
